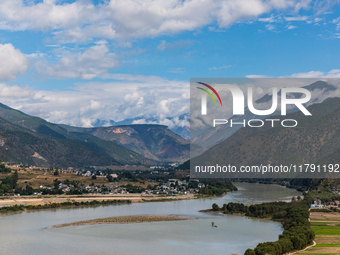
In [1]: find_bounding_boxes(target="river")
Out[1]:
[0,182,301,255]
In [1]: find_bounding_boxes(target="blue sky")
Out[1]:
[0,0,340,129]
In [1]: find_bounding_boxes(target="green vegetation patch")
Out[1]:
[314,244,340,247]
[214,197,314,255]
[312,226,340,230]
[313,230,340,235]
[0,199,131,214]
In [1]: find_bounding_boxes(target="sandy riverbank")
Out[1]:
[48,215,194,228]
[0,194,195,208]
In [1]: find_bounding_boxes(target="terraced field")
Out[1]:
[296,211,340,255]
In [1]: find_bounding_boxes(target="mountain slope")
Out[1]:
[0,104,156,167]
[59,124,204,162]
[0,117,155,167]
[92,113,190,140]
[190,97,340,176]
[0,103,200,164]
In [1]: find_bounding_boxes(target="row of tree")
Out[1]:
[246,205,314,255]
[199,180,237,196]
[212,198,314,255]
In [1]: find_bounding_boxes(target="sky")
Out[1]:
[0,0,340,130]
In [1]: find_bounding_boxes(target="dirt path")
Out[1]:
[285,241,316,255]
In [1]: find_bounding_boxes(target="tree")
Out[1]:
[24,185,34,195]
[53,179,60,190]
[92,175,97,180]
[106,174,113,182]
[244,249,255,255]
[0,163,10,173]
[54,169,59,176]
[212,203,219,211]
[13,170,18,183]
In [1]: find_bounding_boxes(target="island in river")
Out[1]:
[48,215,194,228]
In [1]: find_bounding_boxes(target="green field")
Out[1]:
[312,225,340,235]
[314,244,340,247]
[312,225,340,230]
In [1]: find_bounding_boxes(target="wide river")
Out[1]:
[0,182,301,255]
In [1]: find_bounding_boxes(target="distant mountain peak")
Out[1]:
[255,80,336,104]
[91,113,190,140]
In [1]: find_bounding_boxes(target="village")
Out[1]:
[0,162,209,198]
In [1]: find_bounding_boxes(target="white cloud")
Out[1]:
[265,24,276,30]
[289,69,340,78]
[246,74,271,78]
[284,15,309,21]
[0,83,33,98]
[169,67,185,73]
[286,25,297,29]
[258,14,277,23]
[0,74,190,128]
[313,0,340,15]
[0,0,98,31]
[157,39,193,51]
[132,115,189,129]
[247,69,340,79]
[80,100,102,115]
[26,52,46,59]
[0,0,314,42]
[0,43,30,81]
[35,44,120,79]
[208,65,231,70]
[332,17,340,30]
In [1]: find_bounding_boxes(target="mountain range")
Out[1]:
[0,103,202,167]
[91,114,190,140]
[189,96,340,178]
[58,124,203,162]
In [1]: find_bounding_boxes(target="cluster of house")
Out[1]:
[332,189,340,194]
[142,179,204,195]
[84,185,128,194]
[38,182,130,194]
[310,199,324,208]
[327,200,340,207]
[81,170,118,179]
[311,198,340,208]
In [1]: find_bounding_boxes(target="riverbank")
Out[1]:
[0,199,132,214]
[48,215,194,229]
[203,199,314,255]
[0,193,195,214]
[0,193,194,207]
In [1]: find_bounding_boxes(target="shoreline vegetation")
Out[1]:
[48,215,194,229]
[0,199,132,214]
[0,194,197,214]
[0,192,228,214]
[206,195,315,255]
